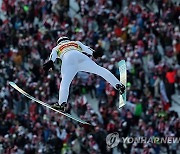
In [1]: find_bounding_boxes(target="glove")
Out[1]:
[93,51,103,59]
[43,60,54,73]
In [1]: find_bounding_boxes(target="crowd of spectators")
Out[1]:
[0,0,180,153]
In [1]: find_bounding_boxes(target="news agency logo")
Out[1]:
[106,132,180,148]
[106,132,120,148]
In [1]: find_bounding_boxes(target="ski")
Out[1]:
[9,82,90,125]
[118,60,127,108]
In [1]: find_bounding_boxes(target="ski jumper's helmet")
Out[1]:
[57,36,70,45]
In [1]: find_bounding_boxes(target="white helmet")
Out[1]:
[57,36,70,45]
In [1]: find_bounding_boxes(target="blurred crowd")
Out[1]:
[0,0,180,154]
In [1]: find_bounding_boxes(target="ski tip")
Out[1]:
[9,81,14,86]
[118,60,126,66]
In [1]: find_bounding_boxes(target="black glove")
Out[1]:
[43,60,54,73]
[93,51,103,59]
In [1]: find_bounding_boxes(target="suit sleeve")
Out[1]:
[76,41,94,56]
[49,48,58,62]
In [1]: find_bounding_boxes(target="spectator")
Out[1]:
[0,0,179,153]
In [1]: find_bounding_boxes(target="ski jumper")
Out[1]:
[49,41,121,105]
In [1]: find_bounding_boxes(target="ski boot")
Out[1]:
[116,83,125,95]
[50,102,68,112]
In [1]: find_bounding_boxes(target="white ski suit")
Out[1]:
[49,40,120,105]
